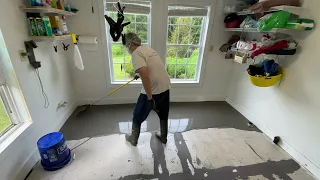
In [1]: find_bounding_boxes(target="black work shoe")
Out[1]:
[125,134,137,146]
[156,133,167,144]
[156,120,168,144]
[125,123,141,146]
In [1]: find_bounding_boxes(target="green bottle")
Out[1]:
[35,18,46,36]
[28,17,38,36]
[42,16,53,36]
[52,0,57,8]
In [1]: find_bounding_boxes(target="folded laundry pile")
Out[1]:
[247,59,279,76]
[233,34,298,58]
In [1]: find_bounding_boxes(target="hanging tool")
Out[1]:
[105,2,131,42]
[77,75,139,115]
[62,42,70,51]
[91,0,94,13]
[54,45,58,52]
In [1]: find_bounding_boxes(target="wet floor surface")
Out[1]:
[26,102,315,180]
[61,102,260,140]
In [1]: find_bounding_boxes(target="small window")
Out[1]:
[166,6,208,81]
[0,86,18,137]
[105,1,151,83]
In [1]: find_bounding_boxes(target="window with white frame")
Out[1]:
[0,30,20,137]
[166,6,208,81]
[106,1,151,82]
[0,86,19,137]
[104,1,210,84]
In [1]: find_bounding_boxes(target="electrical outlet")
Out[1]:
[18,50,27,62]
[57,101,68,109]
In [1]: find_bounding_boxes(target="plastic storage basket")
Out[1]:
[248,67,283,87]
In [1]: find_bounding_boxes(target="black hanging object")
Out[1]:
[122,34,126,45]
[273,136,280,145]
[54,45,58,52]
[105,2,131,42]
[91,0,94,13]
[62,42,70,51]
[23,40,41,69]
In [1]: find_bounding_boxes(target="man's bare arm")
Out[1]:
[136,67,153,100]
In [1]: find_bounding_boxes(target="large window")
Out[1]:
[106,1,150,82]
[104,2,209,83]
[166,6,208,81]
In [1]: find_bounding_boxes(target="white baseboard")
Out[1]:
[77,95,226,106]
[14,101,78,180]
[55,101,78,131]
[14,148,39,180]
[226,97,320,179]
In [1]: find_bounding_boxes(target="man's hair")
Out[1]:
[126,32,142,46]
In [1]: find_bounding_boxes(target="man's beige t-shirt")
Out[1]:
[132,46,171,95]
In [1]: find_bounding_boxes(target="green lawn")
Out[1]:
[0,99,11,133]
[111,49,200,81]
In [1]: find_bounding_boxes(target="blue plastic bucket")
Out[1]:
[37,132,71,171]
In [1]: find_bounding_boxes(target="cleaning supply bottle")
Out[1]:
[57,0,65,10]
[64,0,71,11]
[30,0,37,6]
[59,16,69,34]
[52,0,57,8]
[42,16,53,36]
[286,19,315,31]
[42,0,52,7]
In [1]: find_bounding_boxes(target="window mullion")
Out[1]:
[175,23,181,79]
[188,17,192,45]
[196,17,206,80]
[134,15,137,33]
[124,46,128,80]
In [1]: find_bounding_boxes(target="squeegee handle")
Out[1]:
[107,78,135,96]
[90,77,137,106]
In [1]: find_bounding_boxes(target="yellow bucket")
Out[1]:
[248,67,283,87]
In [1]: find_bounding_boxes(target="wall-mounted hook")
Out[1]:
[62,42,70,51]
[23,40,41,69]
[54,45,58,52]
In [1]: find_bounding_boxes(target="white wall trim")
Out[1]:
[226,97,319,179]
[77,95,226,105]
[13,101,78,180]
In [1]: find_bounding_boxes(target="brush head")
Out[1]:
[76,104,91,116]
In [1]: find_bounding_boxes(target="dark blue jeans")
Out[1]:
[132,90,170,125]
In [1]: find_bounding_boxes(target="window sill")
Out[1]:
[109,80,202,88]
[0,121,32,154]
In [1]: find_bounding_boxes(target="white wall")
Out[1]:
[68,0,233,105]
[226,0,320,178]
[0,1,77,179]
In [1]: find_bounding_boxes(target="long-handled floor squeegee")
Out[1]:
[78,76,139,114]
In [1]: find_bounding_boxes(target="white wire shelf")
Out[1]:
[224,5,306,16]
[224,28,301,33]
[30,35,72,42]
[20,5,75,16]
[228,49,289,58]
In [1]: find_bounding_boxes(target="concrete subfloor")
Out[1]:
[27,102,315,180]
